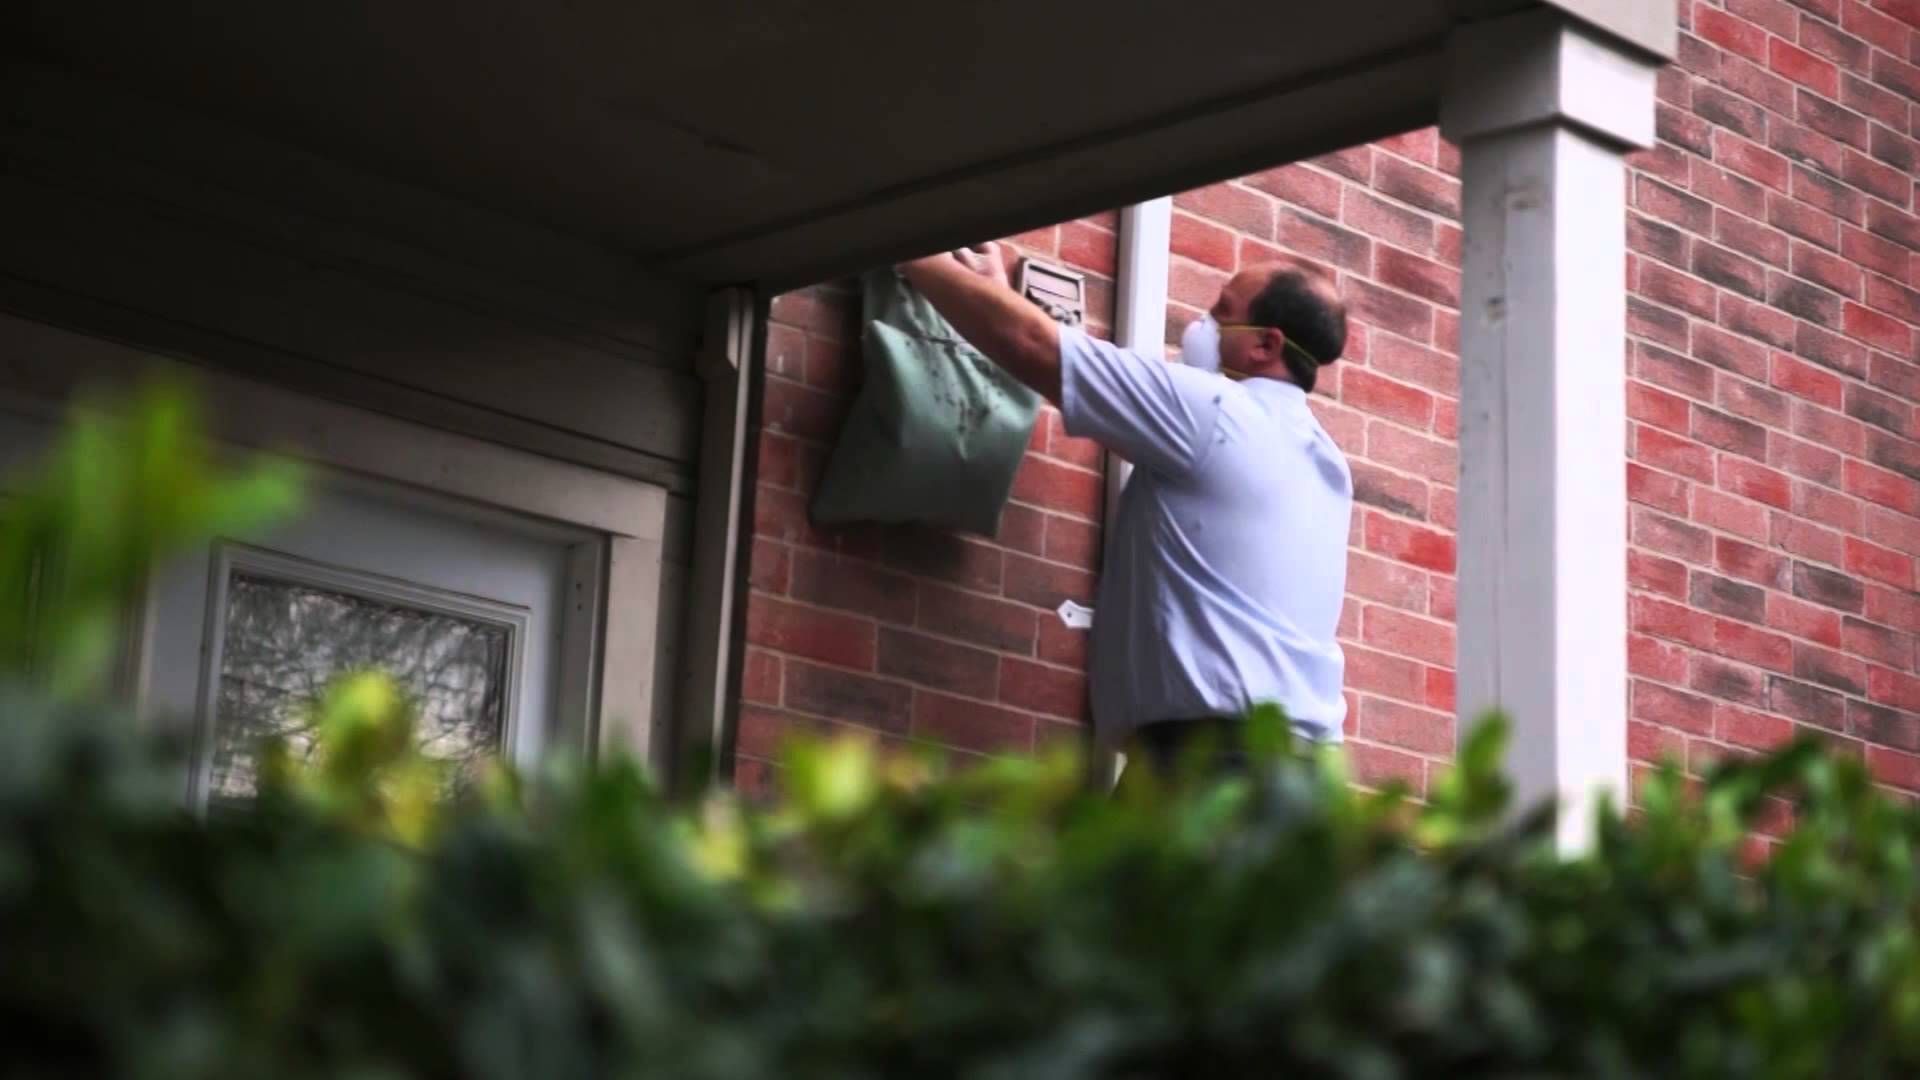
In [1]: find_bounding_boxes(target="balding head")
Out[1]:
[1209,258,1347,391]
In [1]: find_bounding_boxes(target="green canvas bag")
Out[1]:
[810,269,1042,537]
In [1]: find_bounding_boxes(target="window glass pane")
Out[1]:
[210,571,510,801]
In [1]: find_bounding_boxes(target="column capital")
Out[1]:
[1441,9,1663,150]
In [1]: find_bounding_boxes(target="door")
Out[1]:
[141,476,596,808]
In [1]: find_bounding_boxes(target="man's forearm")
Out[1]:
[901,257,1064,405]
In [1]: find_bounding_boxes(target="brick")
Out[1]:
[1364,512,1456,573]
[998,657,1086,720]
[1866,429,1920,481]
[918,584,1037,654]
[755,485,835,551]
[1312,145,1375,183]
[1768,591,1848,648]
[1341,187,1437,256]
[1770,674,1849,730]
[1843,147,1911,203]
[1770,352,1846,408]
[1792,559,1867,611]
[1716,536,1790,589]
[1867,745,1920,791]
[1629,298,1694,351]
[1849,76,1915,132]
[1869,48,1920,100]
[1802,15,1872,70]
[1865,200,1920,250]
[1169,259,1231,309]
[1346,741,1427,793]
[1768,271,1844,323]
[1698,4,1770,61]
[1278,209,1371,275]
[993,503,1047,558]
[1637,262,1715,321]
[1719,703,1795,750]
[1632,548,1693,598]
[871,529,1004,593]
[1635,424,1717,483]
[912,692,1033,755]
[1632,213,1693,269]
[1718,457,1794,510]
[878,628,999,697]
[1362,606,1454,667]
[1170,212,1238,272]
[1796,323,1874,381]
[1629,462,1692,515]
[1692,654,1771,706]
[1043,514,1100,570]
[1691,570,1767,622]
[1720,375,1791,428]
[1036,617,1086,668]
[1374,155,1459,217]
[762,377,844,441]
[1635,592,1720,652]
[1868,356,1920,408]
[746,595,877,671]
[1368,335,1458,395]
[1867,582,1920,633]
[1773,512,1846,566]
[743,649,782,705]
[1694,486,1772,541]
[1011,456,1103,521]
[1003,554,1093,609]
[1376,247,1460,307]
[1791,163,1865,222]
[1714,208,1790,266]
[1351,460,1430,521]
[1631,632,1693,682]
[1006,225,1061,257]
[1428,573,1457,620]
[1366,421,1455,483]
[1796,481,1864,533]
[1869,664,1920,711]
[1846,536,1917,588]
[1693,242,1769,300]
[1435,222,1463,268]
[1175,183,1275,239]
[764,322,807,379]
[1430,486,1457,531]
[1059,220,1116,277]
[1346,279,1435,342]
[1791,238,1867,297]
[1720,295,1800,351]
[1634,507,1715,564]
[1659,101,1716,156]
[1793,641,1872,694]
[1635,342,1717,399]
[1358,697,1454,756]
[1844,382,1914,438]
[1766,119,1843,178]
[770,286,856,340]
[1346,550,1429,611]
[1864,502,1920,557]
[1853,699,1920,752]
[1692,160,1770,220]
[1693,405,1769,460]
[1768,189,1842,248]
[1345,643,1428,703]
[1866,273,1920,326]
[1768,433,1843,486]
[1799,89,1871,149]
[1342,367,1437,430]
[1715,615,1797,671]
[783,661,912,733]
[790,550,917,626]
[1632,382,1694,432]
[1845,458,1920,515]
[1425,666,1455,712]
[1637,175,1716,233]
[1246,163,1343,219]
[751,538,792,595]
[1634,680,1717,735]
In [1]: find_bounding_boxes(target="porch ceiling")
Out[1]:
[18,0,1620,290]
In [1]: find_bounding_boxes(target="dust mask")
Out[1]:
[1179,313,1222,374]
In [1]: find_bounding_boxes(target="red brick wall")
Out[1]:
[738,220,1118,793]
[742,0,1920,802]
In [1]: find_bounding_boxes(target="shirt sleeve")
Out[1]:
[1058,325,1224,480]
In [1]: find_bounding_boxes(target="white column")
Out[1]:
[1106,198,1172,540]
[1440,12,1659,851]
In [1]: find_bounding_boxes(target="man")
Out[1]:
[899,244,1352,777]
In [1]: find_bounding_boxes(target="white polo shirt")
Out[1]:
[1058,326,1352,746]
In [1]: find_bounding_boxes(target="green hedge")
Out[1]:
[6,693,1920,1079]
[5,385,1920,1079]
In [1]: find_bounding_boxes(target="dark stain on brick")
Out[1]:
[1691,572,1767,622]
[1768,675,1846,730]
[1791,560,1866,612]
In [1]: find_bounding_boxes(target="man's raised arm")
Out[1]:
[899,244,1065,405]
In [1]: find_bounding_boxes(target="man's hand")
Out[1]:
[902,242,1018,292]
